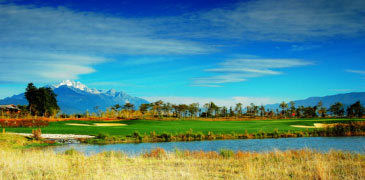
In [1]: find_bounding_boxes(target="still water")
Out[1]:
[48,137,365,155]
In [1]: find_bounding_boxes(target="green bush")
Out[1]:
[219,149,234,158]
[96,132,109,140]
[160,132,171,142]
[64,148,80,155]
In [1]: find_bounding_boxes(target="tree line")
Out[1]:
[130,100,364,119]
[77,100,364,119]
[1,83,364,119]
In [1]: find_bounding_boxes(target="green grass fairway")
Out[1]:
[3,118,364,136]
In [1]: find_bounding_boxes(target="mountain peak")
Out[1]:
[54,80,101,94]
[55,80,87,89]
[0,80,149,114]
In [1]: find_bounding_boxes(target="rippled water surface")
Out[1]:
[48,136,365,155]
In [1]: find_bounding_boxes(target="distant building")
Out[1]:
[0,104,21,114]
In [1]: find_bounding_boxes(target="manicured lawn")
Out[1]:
[3,118,364,136]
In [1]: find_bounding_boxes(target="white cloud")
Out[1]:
[121,57,173,66]
[196,0,365,41]
[193,74,247,85]
[291,45,321,51]
[143,96,280,107]
[0,4,211,55]
[0,52,107,82]
[0,3,213,83]
[346,70,365,75]
[1,0,363,84]
[146,0,365,41]
[194,58,313,87]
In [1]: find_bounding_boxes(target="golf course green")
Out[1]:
[4,118,364,136]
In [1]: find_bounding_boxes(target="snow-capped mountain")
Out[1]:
[0,80,149,114]
[53,80,101,94]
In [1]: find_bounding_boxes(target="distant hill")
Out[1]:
[266,92,365,110]
[0,80,149,114]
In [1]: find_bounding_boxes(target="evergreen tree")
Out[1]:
[24,83,59,116]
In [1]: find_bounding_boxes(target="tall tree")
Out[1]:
[123,102,134,118]
[259,105,266,117]
[24,83,59,116]
[111,104,122,111]
[289,101,296,117]
[162,102,172,117]
[188,103,199,118]
[203,103,211,118]
[279,101,288,118]
[347,101,363,118]
[139,103,150,119]
[329,102,345,117]
[234,103,242,118]
[221,106,228,118]
[152,100,163,118]
[250,103,258,117]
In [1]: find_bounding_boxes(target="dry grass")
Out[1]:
[0,148,364,180]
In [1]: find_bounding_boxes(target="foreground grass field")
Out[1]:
[0,134,364,179]
[3,118,365,136]
[0,145,364,179]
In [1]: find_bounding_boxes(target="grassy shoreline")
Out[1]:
[1,134,364,179]
[84,121,365,144]
[2,118,365,144]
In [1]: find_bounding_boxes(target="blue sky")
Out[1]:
[0,0,365,107]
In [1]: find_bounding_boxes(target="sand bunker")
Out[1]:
[66,123,127,127]
[291,123,337,129]
[93,123,127,127]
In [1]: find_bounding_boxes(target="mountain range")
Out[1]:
[0,80,149,114]
[265,92,365,110]
[1,80,364,113]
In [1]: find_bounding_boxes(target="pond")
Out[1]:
[47,136,365,155]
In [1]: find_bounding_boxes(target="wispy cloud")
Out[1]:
[145,0,365,41]
[0,4,213,83]
[1,0,363,84]
[121,57,173,66]
[143,96,281,107]
[193,58,313,87]
[196,0,365,41]
[346,70,365,75]
[0,52,108,82]
[291,45,321,51]
[0,4,212,55]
